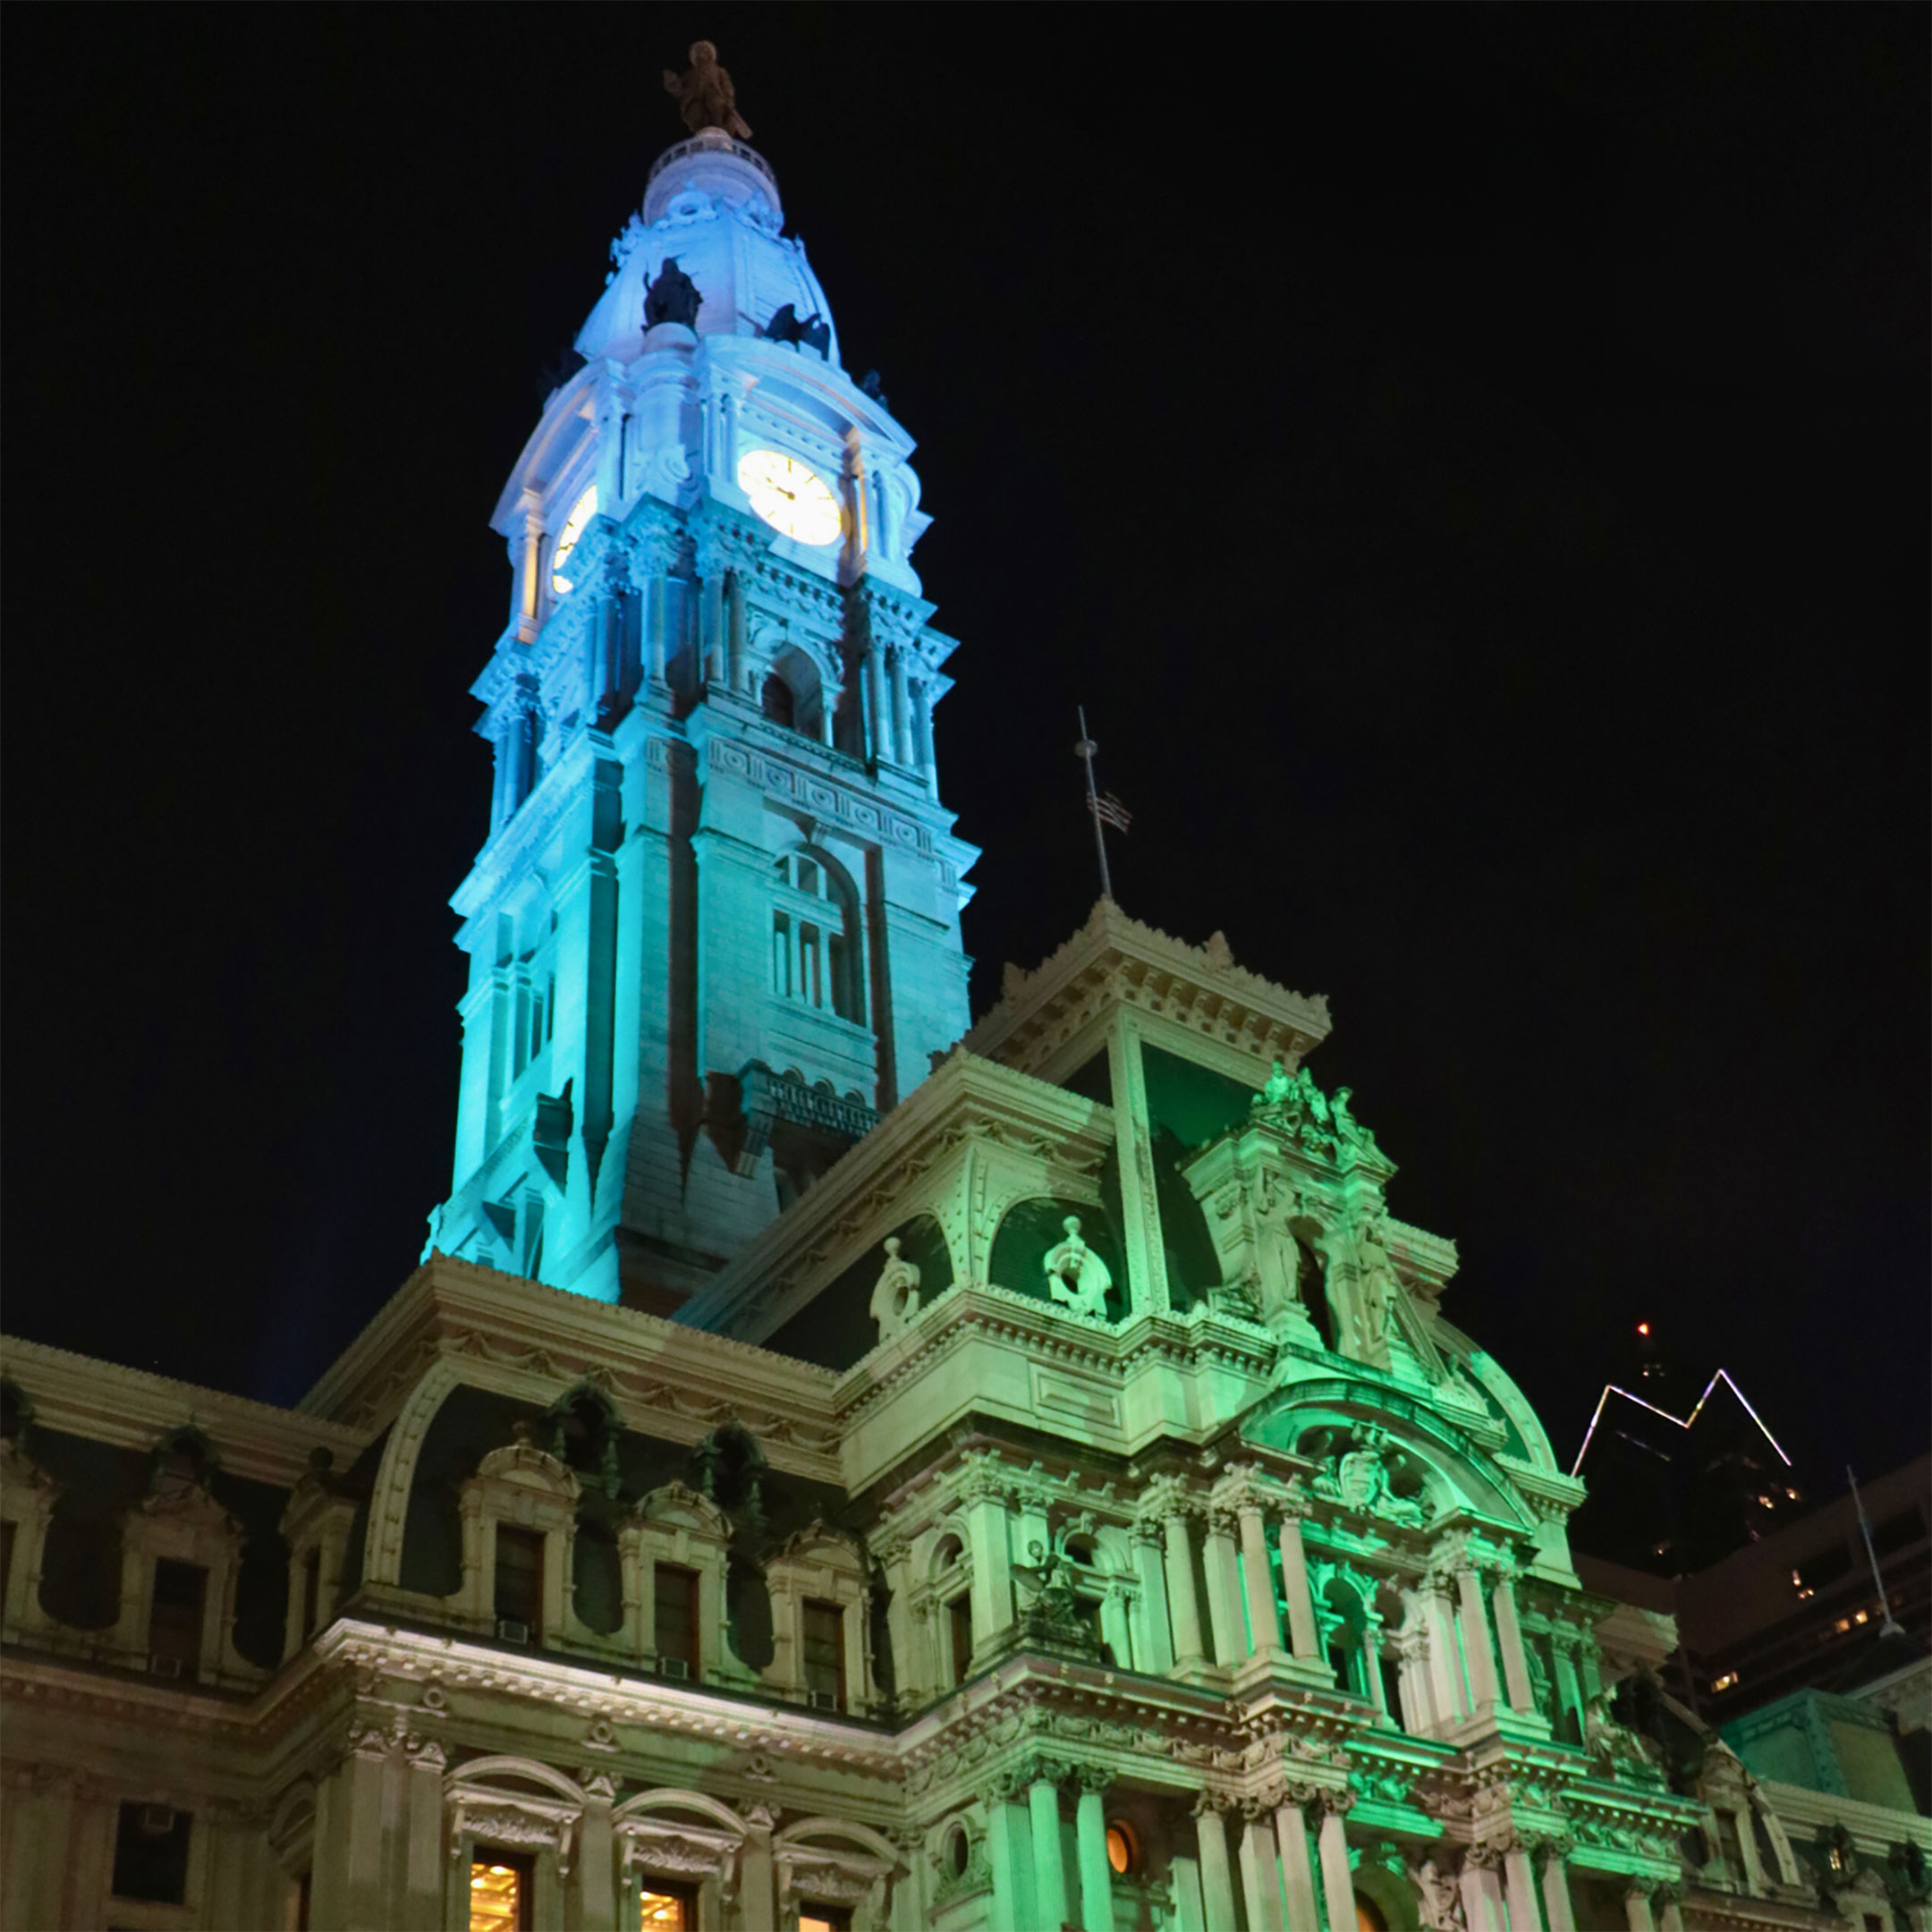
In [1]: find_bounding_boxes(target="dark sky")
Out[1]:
[7,10,1927,1487]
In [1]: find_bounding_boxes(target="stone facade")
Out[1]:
[4,88,1927,1932]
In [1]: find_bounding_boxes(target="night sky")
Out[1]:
[7,11,1926,1491]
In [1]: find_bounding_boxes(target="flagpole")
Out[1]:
[1075,706,1114,902]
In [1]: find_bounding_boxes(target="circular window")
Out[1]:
[1105,1821,1139,1876]
[942,1822,970,1879]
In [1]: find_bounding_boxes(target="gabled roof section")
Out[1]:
[960,899,1331,1084]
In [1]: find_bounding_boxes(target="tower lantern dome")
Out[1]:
[574,128,836,366]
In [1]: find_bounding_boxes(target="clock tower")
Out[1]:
[430,103,976,1310]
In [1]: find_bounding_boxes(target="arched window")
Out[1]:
[1322,1576,1370,1698]
[761,645,826,740]
[770,850,864,1024]
[760,674,796,729]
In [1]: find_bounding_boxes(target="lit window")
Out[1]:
[640,1883,694,1928]
[1710,1671,1738,1693]
[1853,1609,1868,1624]
[798,1911,852,1932]
[1835,1616,1852,1632]
[470,1853,530,1932]
[1106,1821,1140,1875]
[550,487,597,597]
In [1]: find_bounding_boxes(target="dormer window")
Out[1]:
[494,1525,545,1641]
[149,1558,208,1679]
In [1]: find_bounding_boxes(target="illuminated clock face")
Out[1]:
[737,448,843,546]
[549,485,598,596]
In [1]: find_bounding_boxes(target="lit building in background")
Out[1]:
[3,51,1928,1932]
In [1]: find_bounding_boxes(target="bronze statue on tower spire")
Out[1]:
[663,41,751,139]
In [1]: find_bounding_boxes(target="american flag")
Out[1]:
[1089,792,1132,834]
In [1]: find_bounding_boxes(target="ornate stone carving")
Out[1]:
[1042,1216,1113,1320]
[868,1235,921,1343]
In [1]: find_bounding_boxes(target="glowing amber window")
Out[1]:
[1106,1821,1138,1875]
[640,1884,693,1928]
[736,448,843,546]
[550,486,598,596]
[469,1854,530,1932]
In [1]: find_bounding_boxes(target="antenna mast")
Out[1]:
[1848,1466,1907,1637]
[1074,707,1114,902]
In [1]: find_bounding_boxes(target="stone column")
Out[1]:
[726,571,749,691]
[402,1740,447,1932]
[963,1479,1016,1659]
[865,640,890,762]
[1201,1509,1247,1666]
[1503,1843,1546,1932]
[1316,1799,1356,1932]
[1193,1799,1240,1932]
[1456,1566,1501,1710]
[1493,1572,1537,1714]
[1130,1521,1175,1673]
[1277,1507,1322,1661]
[1539,1847,1577,1932]
[642,566,670,688]
[1162,1510,1208,1668]
[1233,1487,1286,1662]
[700,571,725,685]
[1169,1853,1208,1932]
[1236,1805,1286,1932]
[983,1784,1036,1932]
[1623,1885,1657,1932]
[1273,1793,1321,1932]
[1073,1771,1114,1932]
[740,1803,777,1932]
[1363,1625,1391,1721]
[888,647,914,765]
[516,487,544,628]
[1657,1891,1686,1932]
[1421,1581,1468,1720]
[1028,1765,1070,1931]
[1460,1853,1509,1932]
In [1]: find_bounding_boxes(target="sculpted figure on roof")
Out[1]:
[664,41,752,139]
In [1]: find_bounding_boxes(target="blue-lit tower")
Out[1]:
[429,120,976,1309]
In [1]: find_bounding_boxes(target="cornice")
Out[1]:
[0,1335,368,1487]
[294,1257,840,1479]
[960,900,1332,1081]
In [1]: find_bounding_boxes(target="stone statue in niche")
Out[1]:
[663,41,752,139]
[762,303,832,359]
[643,258,703,331]
[1043,1215,1113,1320]
[1250,1167,1303,1327]
[1353,1212,1401,1358]
[868,1235,921,1343]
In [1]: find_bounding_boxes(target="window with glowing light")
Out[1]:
[550,486,598,596]
[469,1852,532,1932]
[798,1910,852,1932]
[1106,1821,1139,1875]
[640,1881,694,1928]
